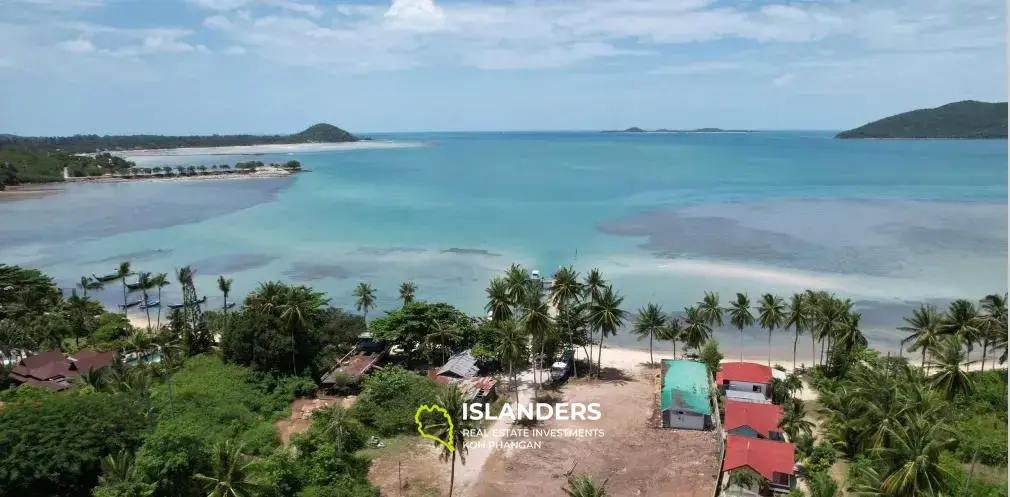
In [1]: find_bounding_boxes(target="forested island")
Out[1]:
[837,100,1008,139]
[0,123,356,187]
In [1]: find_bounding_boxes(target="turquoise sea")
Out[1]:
[1,131,1006,360]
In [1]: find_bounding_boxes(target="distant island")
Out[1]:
[0,123,358,187]
[836,101,1008,139]
[604,127,755,133]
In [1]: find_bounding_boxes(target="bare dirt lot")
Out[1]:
[367,436,452,497]
[467,366,721,497]
[275,396,356,445]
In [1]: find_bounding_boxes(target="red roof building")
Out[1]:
[724,400,785,440]
[723,435,796,492]
[8,348,115,391]
[716,362,773,385]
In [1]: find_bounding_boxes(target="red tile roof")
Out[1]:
[724,400,784,438]
[723,435,795,480]
[716,362,773,385]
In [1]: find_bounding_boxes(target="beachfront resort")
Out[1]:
[0,260,1005,497]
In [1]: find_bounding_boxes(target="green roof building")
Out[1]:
[660,359,712,430]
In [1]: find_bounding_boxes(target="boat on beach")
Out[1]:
[139,298,159,309]
[167,296,208,309]
[118,299,143,309]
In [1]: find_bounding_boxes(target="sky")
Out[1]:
[1,0,1006,134]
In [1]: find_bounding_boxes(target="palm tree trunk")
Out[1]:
[593,331,601,373]
[291,328,298,375]
[922,349,927,375]
[156,288,163,329]
[449,449,456,497]
[811,334,816,370]
[143,290,152,331]
[649,331,653,364]
[673,339,676,360]
[121,281,128,316]
[739,328,744,362]
[793,330,799,371]
[981,338,988,372]
[767,329,772,367]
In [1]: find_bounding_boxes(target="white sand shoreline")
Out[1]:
[119,140,423,158]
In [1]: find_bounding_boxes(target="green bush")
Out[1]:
[349,366,446,435]
[939,452,1008,497]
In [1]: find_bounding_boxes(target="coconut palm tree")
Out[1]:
[520,287,553,390]
[784,293,809,370]
[659,316,683,359]
[632,303,665,364]
[115,261,131,315]
[757,293,786,368]
[485,277,512,322]
[424,387,471,497]
[323,405,353,457]
[978,293,1007,371]
[151,273,169,329]
[940,299,982,363]
[583,268,607,365]
[898,304,943,373]
[808,472,840,497]
[426,320,463,363]
[550,266,582,309]
[98,448,153,495]
[727,292,754,363]
[504,263,530,314]
[217,276,233,315]
[779,398,814,440]
[680,306,711,354]
[352,282,376,324]
[137,272,154,330]
[562,473,609,497]
[194,441,267,497]
[126,329,152,364]
[926,335,975,400]
[589,286,627,376]
[877,415,955,497]
[496,319,527,405]
[278,286,327,375]
[698,291,723,329]
[399,281,417,307]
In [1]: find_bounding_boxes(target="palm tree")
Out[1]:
[79,276,103,298]
[808,472,840,497]
[424,387,470,497]
[550,266,582,309]
[323,405,353,456]
[940,299,982,363]
[504,264,530,314]
[659,316,683,359]
[126,329,152,364]
[193,441,266,497]
[680,306,711,353]
[496,319,527,406]
[485,277,512,322]
[926,335,975,400]
[98,448,152,495]
[698,291,724,329]
[217,276,233,315]
[779,399,814,440]
[136,272,154,330]
[877,416,955,497]
[520,288,553,390]
[978,293,1007,371]
[399,281,417,307]
[757,293,786,368]
[352,282,376,324]
[151,273,169,329]
[727,292,754,363]
[632,303,665,364]
[583,268,606,365]
[589,286,627,376]
[898,304,943,373]
[784,293,808,370]
[426,320,463,363]
[562,473,609,497]
[278,286,327,376]
[115,261,131,315]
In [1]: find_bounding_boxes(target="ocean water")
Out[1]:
[1,131,1006,360]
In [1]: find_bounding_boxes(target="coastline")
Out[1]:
[0,184,66,202]
[119,140,422,158]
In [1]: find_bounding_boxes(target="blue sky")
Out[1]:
[1,0,1005,134]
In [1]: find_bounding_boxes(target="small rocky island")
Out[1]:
[837,100,1008,139]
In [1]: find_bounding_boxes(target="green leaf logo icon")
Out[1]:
[415,404,454,452]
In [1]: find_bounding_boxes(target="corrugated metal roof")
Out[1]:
[660,359,712,415]
[436,349,479,379]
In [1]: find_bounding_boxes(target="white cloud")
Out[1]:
[223,45,247,55]
[384,0,446,32]
[773,73,795,86]
[204,15,233,30]
[8,0,103,11]
[56,38,96,53]
[650,61,748,75]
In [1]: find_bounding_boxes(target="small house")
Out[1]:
[660,359,713,430]
[435,349,481,380]
[722,435,796,494]
[716,362,773,404]
[320,332,389,390]
[724,400,785,441]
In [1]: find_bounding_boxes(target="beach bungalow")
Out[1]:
[8,348,115,391]
[722,435,796,495]
[724,400,785,441]
[660,359,713,430]
[435,349,481,380]
[716,362,773,404]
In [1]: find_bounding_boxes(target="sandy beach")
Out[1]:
[0,184,66,202]
[119,140,422,159]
